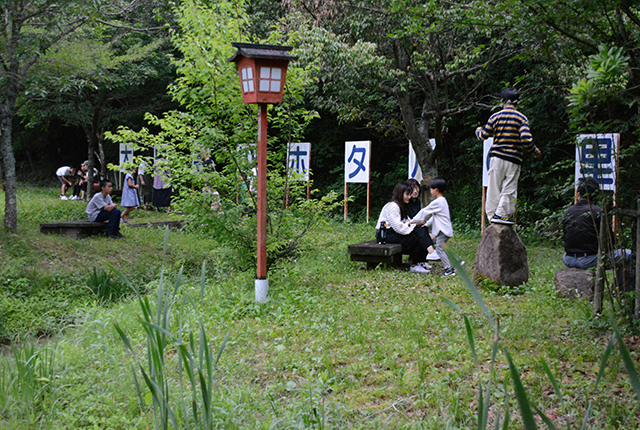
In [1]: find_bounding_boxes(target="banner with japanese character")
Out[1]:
[344,141,371,183]
[408,139,436,182]
[119,143,134,172]
[482,138,493,187]
[575,134,618,192]
[287,142,311,181]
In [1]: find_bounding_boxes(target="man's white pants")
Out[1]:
[486,157,521,220]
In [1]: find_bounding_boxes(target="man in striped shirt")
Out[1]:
[476,88,542,225]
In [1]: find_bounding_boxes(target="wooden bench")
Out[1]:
[40,220,183,239]
[348,240,404,269]
[40,221,108,238]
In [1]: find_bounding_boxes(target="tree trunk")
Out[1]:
[97,133,107,178]
[86,134,97,201]
[0,101,18,232]
[396,92,438,184]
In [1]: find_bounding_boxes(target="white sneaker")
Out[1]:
[410,265,430,274]
[70,195,78,200]
[418,262,432,270]
[60,195,68,200]
[427,252,440,261]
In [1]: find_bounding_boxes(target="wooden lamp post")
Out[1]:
[229,42,297,302]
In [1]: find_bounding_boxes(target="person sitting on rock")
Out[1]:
[563,177,630,269]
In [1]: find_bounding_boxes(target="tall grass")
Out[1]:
[86,267,130,304]
[0,343,60,427]
[443,254,640,429]
[114,228,230,430]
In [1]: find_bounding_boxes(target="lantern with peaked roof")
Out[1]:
[228,42,297,105]
[228,42,297,303]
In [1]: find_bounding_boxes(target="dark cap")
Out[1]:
[500,88,520,103]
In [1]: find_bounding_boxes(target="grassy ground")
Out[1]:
[0,185,639,428]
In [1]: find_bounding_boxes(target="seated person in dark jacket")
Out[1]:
[563,177,630,269]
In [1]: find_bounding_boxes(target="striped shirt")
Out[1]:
[476,106,538,165]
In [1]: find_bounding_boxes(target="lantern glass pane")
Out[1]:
[241,68,255,93]
[259,79,270,92]
[270,80,281,92]
[260,67,271,79]
[271,67,282,80]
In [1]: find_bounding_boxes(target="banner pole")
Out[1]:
[366,181,370,224]
[481,186,487,234]
[344,182,348,221]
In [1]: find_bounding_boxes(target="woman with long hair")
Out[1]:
[376,182,434,273]
[405,178,422,218]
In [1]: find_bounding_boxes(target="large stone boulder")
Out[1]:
[474,224,529,287]
[554,268,594,299]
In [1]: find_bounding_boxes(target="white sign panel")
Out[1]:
[238,143,256,163]
[345,140,371,183]
[482,138,494,187]
[288,142,311,181]
[575,134,618,192]
[119,143,134,167]
[408,139,436,182]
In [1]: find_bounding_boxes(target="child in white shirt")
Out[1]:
[410,179,455,276]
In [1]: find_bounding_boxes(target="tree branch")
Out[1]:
[95,18,175,33]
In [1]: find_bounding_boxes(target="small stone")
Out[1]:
[555,268,594,299]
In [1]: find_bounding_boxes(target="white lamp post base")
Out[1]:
[255,279,269,303]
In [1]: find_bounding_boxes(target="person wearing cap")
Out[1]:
[476,88,542,225]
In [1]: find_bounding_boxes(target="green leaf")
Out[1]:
[504,350,538,430]
[464,315,479,368]
[615,331,640,403]
[440,296,462,313]
[541,358,566,411]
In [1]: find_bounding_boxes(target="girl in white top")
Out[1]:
[410,179,455,276]
[376,182,434,273]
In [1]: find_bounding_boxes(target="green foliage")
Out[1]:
[568,45,630,132]
[85,267,131,304]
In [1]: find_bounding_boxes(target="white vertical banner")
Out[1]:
[119,143,134,168]
[575,134,618,192]
[345,140,371,183]
[287,142,311,181]
[238,143,256,163]
[482,138,494,187]
[408,139,436,181]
